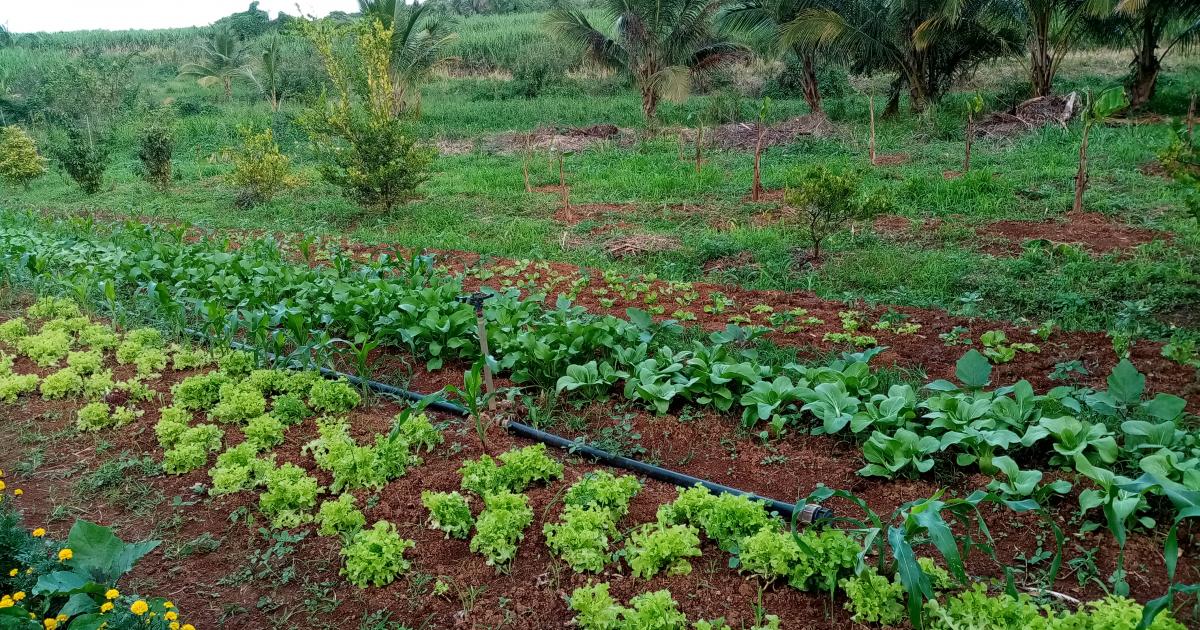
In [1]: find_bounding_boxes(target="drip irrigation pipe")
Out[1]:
[210,337,832,524]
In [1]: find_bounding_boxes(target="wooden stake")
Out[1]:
[694,123,704,174]
[559,152,570,217]
[964,111,974,173]
[1188,91,1196,142]
[1073,121,1090,214]
[522,138,532,193]
[868,94,877,165]
[752,122,765,201]
[678,130,685,161]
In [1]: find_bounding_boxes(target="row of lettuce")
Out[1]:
[0,297,1194,628]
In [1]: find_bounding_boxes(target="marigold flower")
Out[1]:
[165,611,178,621]
[13,490,21,497]
[169,623,180,630]
[43,619,57,630]
[0,597,12,609]
[99,602,113,613]
[130,600,148,616]
[31,528,45,538]
[57,549,72,562]
[105,589,119,600]
[13,591,24,602]
[7,569,16,577]
[163,601,173,609]
[181,625,195,630]
[0,481,7,491]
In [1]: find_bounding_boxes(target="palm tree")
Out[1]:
[1093,0,1200,107]
[247,35,286,112]
[720,0,828,114]
[358,0,458,116]
[547,0,747,122]
[783,0,1019,114]
[921,0,1107,98]
[178,28,253,102]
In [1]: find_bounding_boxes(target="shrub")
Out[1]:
[244,414,286,449]
[317,493,367,537]
[162,424,224,474]
[155,406,192,448]
[226,127,299,207]
[259,462,323,528]
[76,402,112,431]
[66,350,103,375]
[17,329,72,367]
[210,443,275,496]
[0,374,38,403]
[136,114,174,191]
[624,522,702,579]
[0,318,28,344]
[40,367,83,399]
[340,520,415,588]
[544,505,618,573]
[470,491,533,571]
[421,490,473,539]
[783,166,881,262]
[210,383,267,423]
[50,123,110,194]
[0,125,47,189]
[172,372,230,411]
[308,378,361,414]
[271,393,313,425]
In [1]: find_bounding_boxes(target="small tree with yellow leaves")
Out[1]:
[297,18,432,212]
[0,125,48,190]
[226,127,300,208]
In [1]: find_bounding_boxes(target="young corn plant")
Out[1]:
[446,362,496,451]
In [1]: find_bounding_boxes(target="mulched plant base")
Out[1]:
[0,298,1195,629]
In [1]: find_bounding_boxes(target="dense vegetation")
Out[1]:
[0,0,1198,627]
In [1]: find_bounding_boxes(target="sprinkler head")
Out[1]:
[457,291,491,313]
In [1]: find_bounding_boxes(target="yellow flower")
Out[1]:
[99,602,113,613]
[43,619,57,630]
[57,549,72,562]
[13,489,21,496]
[31,528,45,538]
[7,569,16,577]
[55,615,66,622]
[105,589,119,600]
[13,591,24,602]
[163,601,173,609]
[165,611,178,621]
[130,600,148,616]
[169,624,180,630]
[0,597,12,609]
[181,625,195,630]
[0,481,7,491]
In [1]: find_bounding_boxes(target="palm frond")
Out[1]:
[546,9,626,69]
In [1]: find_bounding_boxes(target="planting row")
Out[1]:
[0,299,1193,629]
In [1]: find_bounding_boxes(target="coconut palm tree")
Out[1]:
[719,0,829,114]
[178,28,253,102]
[247,35,286,112]
[1093,0,1200,107]
[783,0,1019,114]
[358,0,458,116]
[546,0,747,122]
[920,0,1109,98]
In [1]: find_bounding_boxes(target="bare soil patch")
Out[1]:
[683,114,832,151]
[871,152,910,167]
[604,233,683,258]
[976,211,1169,255]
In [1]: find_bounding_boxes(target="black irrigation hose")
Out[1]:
[213,336,832,523]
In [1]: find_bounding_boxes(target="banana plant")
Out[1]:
[1074,87,1129,213]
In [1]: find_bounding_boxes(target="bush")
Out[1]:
[136,113,174,191]
[506,56,564,99]
[226,127,300,208]
[421,490,474,539]
[340,521,415,588]
[0,125,47,189]
[317,493,367,537]
[783,166,882,262]
[50,123,110,194]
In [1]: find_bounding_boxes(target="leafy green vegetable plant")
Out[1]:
[421,491,474,539]
[340,521,415,588]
